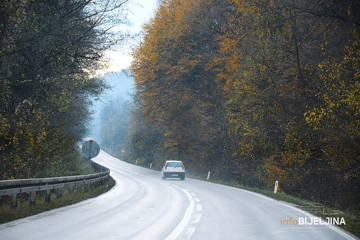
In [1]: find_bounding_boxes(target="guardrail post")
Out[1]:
[45,189,51,203]
[99,176,103,185]
[10,193,18,209]
[57,188,63,198]
[29,191,36,206]
[84,179,89,192]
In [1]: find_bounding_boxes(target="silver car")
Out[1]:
[161,160,185,180]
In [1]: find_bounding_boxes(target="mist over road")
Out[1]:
[0,151,357,240]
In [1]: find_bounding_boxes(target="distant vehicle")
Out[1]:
[161,160,185,180]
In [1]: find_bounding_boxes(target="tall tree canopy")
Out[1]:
[0,0,129,179]
[130,0,360,209]
[131,0,231,172]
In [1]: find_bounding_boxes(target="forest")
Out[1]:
[100,97,132,158]
[0,0,129,179]
[129,0,360,210]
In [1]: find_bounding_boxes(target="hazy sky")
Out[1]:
[104,0,159,73]
[129,0,159,32]
[89,1,159,142]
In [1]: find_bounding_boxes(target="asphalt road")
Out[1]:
[0,150,358,240]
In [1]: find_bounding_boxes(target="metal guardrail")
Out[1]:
[0,171,110,196]
[0,160,110,209]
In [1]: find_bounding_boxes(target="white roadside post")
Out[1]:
[207,171,211,180]
[274,180,279,194]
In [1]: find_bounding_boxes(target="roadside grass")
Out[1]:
[0,176,115,225]
[188,173,360,238]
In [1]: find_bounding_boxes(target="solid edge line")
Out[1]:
[185,228,196,240]
[165,189,195,240]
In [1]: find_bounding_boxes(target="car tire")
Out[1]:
[180,174,185,181]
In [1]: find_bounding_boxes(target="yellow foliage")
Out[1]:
[263,156,286,183]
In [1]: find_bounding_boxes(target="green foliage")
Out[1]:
[125,106,163,167]
[0,0,129,179]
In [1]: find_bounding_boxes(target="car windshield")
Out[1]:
[167,162,182,167]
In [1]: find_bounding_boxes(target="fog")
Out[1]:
[88,71,134,144]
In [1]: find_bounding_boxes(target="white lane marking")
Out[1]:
[194,197,200,202]
[191,193,196,197]
[172,185,180,188]
[165,189,195,240]
[192,214,202,223]
[177,228,195,240]
[195,204,202,211]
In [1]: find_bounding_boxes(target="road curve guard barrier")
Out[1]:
[0,161,110,209]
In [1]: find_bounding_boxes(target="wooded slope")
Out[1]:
[130,0,360,209]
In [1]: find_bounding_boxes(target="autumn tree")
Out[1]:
[131,0,234,175]
[219,0,360,207]
[130,0,360,209]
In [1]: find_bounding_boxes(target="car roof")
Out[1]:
[165,160,182,162]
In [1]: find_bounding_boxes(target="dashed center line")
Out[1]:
[165,189,194,240]
[175,190,202,240]
[178,228,195,240]
[192,214,202,223]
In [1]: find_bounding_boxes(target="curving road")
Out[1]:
[0,151,358,240]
